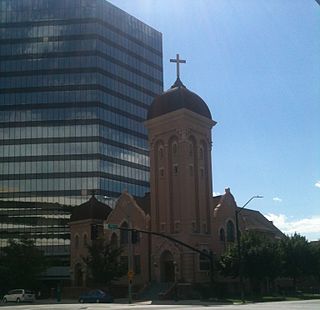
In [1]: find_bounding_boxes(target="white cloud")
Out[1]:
[213,191,221,196]
[315,181,320,188]
[272,197,282,202]
[265,213,320,239]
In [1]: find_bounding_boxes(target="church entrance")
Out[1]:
[160,250,175,282]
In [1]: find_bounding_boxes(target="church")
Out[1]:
[69,55,283,296]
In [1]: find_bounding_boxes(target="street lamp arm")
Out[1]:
[237,195,263,214]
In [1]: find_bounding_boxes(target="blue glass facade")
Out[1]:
[0,0,163,251]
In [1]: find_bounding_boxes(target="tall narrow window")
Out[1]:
[172,143,177,154]
[199,147,204,160]
[159,168,164,177]
[83,234,88,246]
[203,222,208,234]
[227,221,235,242]
[219,228,225,242]
[189,165,194,176]
[189,143,193,156]
[159,147,164,159]
[200,168,204,177]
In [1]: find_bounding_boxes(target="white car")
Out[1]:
[2,289,35,303]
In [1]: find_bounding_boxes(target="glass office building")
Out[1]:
[0,0,163,253]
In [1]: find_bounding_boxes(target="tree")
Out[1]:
[83,239,126,286]
[217,243,239,278]
[218,231,282,294]
[310,241,320,281]
[0,238,48,290]
[241,232,282,293]
[280,233,315,290]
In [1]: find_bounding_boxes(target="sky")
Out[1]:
[108,0,320,241]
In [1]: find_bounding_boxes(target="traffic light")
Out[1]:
[131,230,139,244]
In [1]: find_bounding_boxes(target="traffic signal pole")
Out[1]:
[127,220,133,303]
[128,223,133,304]
[118,227,215,287]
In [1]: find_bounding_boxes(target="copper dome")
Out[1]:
[147,78,212,120]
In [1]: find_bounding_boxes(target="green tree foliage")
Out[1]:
[218,232,320,294]
[218,232,282,293]
[217,243,239,278]
[83,239,126,286]
[242,232,282,294]
[241,232,282,283]
[310,241,320,281]
[0,238,47,289]
[280,233,315,289]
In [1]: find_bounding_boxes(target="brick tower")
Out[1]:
[145,56,216,283]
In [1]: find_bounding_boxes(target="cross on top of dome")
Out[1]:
[170,54,186,80]
[170,54,186,88]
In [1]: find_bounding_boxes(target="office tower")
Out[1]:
[0,0,163,256]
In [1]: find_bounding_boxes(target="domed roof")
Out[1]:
[70,195,112,222]
[147,78,212,120]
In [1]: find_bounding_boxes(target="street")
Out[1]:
[0,300,320,310]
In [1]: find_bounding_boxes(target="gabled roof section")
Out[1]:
[213,188,237,213]
[239,208,284,238]
[70,195,113,222]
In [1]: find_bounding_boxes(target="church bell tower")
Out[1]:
[145,55,216,283]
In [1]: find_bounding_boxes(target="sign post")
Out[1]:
[127,270,134,280]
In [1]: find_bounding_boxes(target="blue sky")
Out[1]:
[108,0,320,241]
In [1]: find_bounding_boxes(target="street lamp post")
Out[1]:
[235,195,263,302]
[173,261,178,301]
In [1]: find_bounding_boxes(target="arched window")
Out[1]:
[159,147,164,159]
[120,222,129,245]
[219,228,225,242]
[83,233,88,246]
[189,143,193,156]
[226,221,235,242]
[172,142,177,154]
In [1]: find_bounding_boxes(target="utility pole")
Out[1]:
[236,195,263,302]
[127,218,133,304]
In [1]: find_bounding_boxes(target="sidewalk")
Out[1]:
[32,298,230,306]
[114,298,230,306]
[34,299,78,304]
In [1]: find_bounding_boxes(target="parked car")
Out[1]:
[78,289,113,303]
[2,289,35,303]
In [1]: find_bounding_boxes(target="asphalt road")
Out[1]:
[0,300,320,310]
